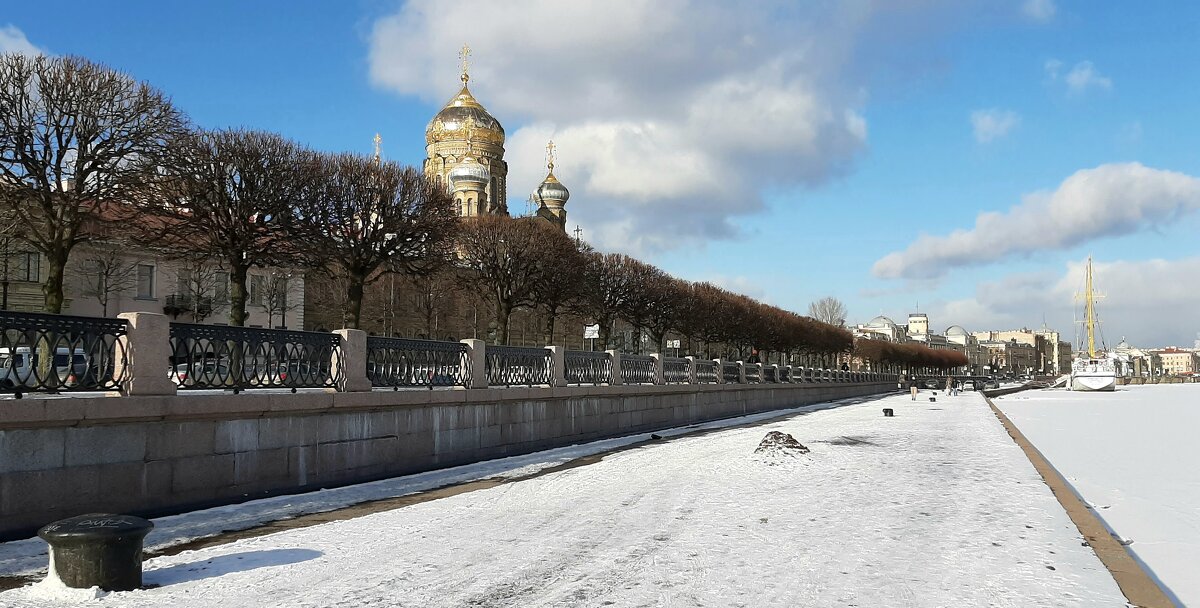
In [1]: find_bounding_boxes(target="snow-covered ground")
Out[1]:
[995,383,1200,606]
[3,391,1127,607]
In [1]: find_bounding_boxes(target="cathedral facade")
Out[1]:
[423,47,569,232]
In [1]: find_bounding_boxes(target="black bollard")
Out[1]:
[38,514,154,592]
[882,408,894,417]
[929,397,936,402]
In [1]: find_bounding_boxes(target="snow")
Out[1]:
[995,383,1200,606]
[1,391,1128,606]
[0,399,858,579]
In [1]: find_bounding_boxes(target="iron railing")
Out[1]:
[695,360,718,384]
[779,366,792,383]
[486,345,552,386]
[0,310,129,396]
[762,365,777,383]
[663,357,690,384]
[168,323,341,391]
[744,363,762,383]
[722,361,741,383]
[620,354,656,385]
[367,336,469,388]
[565,350,612,385]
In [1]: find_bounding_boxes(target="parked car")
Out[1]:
[0,347,90,389]
[924,379,942,389]
[169,361,231,387]
[961,379,977,391]
[983,378,1000,389]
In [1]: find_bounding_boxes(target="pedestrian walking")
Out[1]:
[909,378,918,401]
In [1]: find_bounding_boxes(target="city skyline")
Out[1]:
[3,0,1197,346]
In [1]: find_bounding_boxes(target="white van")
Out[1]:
[0,347,91,389]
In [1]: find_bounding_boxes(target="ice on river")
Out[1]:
[995,383,1200,606]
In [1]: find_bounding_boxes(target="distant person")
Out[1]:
[909,378,918,401]
[841,362,850,371]
[747,349,760,364]
[951,379,960,396]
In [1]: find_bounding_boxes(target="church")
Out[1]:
[421,46,570,232]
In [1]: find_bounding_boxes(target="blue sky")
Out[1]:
[4,0,1198,347]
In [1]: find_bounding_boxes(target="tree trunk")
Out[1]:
[229,263,249,326]
[597,316,613,351]
[494,299,512,345]
[650,329,666,354]
[345,272,366,330]
[541,304,558,346]
[42,246,71,314]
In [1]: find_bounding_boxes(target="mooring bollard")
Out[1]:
[38,514,154,592]
[882,408,894,417]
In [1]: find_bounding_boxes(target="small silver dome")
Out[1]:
[945,325,969,336]
[534,172,569,206]
[867,315,897,329]
[448,156,490,188]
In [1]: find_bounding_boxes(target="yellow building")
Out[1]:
[1158,348,1199,376]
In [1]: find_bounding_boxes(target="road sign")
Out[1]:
[666,339,681,349]
[583,324,599,339]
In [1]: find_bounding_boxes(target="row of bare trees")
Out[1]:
[0,52,854,361]
[0,53,457,327]
[853,338,969,371]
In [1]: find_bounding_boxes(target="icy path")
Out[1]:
[996,384,1200,606]
[4,392,1126,607]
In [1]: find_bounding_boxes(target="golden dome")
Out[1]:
[425,85,505,146]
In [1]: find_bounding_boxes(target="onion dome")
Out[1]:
[535,172,570,208]
[448,155,490,190]
[425,86,505,146]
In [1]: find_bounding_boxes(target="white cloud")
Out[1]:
[0,24,44,56]
[872,163,1200,279]
[367,1,884,254]
[1021,0,1057,23]
[970,108,1020,143]
[926,257,1200,348]
[1064,60,1112,93]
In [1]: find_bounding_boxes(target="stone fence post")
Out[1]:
[713,358,724,384]
[737,361,747,384]
[650,353,665,385]
[113,312,176,396]
[460,339,487,389]
[685,356,698,384]
[607,350,623,385]
[333,329,371,392]
[546,346,567,387]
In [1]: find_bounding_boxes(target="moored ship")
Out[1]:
[1071,257,1117,392]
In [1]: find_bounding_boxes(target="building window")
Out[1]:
[136,264,155,299]
[214,271,229,302]
[249,275,264,306]
[9,252,39,282]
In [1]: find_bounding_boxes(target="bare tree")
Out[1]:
[167,256,225,323]
[808,296,847,327]
[72,247,140,316]
[298,153,457,330]
[530,234,589,345]
[150,129,307,326]
[409,268,459,339]
[0,54,187,312]
[260,267,301,329]
[574,252,642,350]
[458,216,567,345]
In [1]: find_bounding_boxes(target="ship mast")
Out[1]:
[1085,256,1097,358]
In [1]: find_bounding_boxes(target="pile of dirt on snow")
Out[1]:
[754,431,810,457]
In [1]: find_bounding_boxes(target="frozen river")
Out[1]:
[995,383,1200,606]
[3,391,1126,607]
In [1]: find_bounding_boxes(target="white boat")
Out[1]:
[1070,257,1117,392]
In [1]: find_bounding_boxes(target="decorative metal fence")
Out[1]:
[565,350,612,385]
[722,361,741,384]
[695,360,719,384]
[663,357,690,384]
[620,354,656,385]
[168,323,341,391]
[762,365,778,383]
[366,337,469,388]
[744,363,762,383]
[0,310,129,397]
[486,345,553,386]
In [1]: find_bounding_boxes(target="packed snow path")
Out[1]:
[4,391,1126,607]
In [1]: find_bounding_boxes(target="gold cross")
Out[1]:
[546,139,556,172]
[459,44,471,84]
